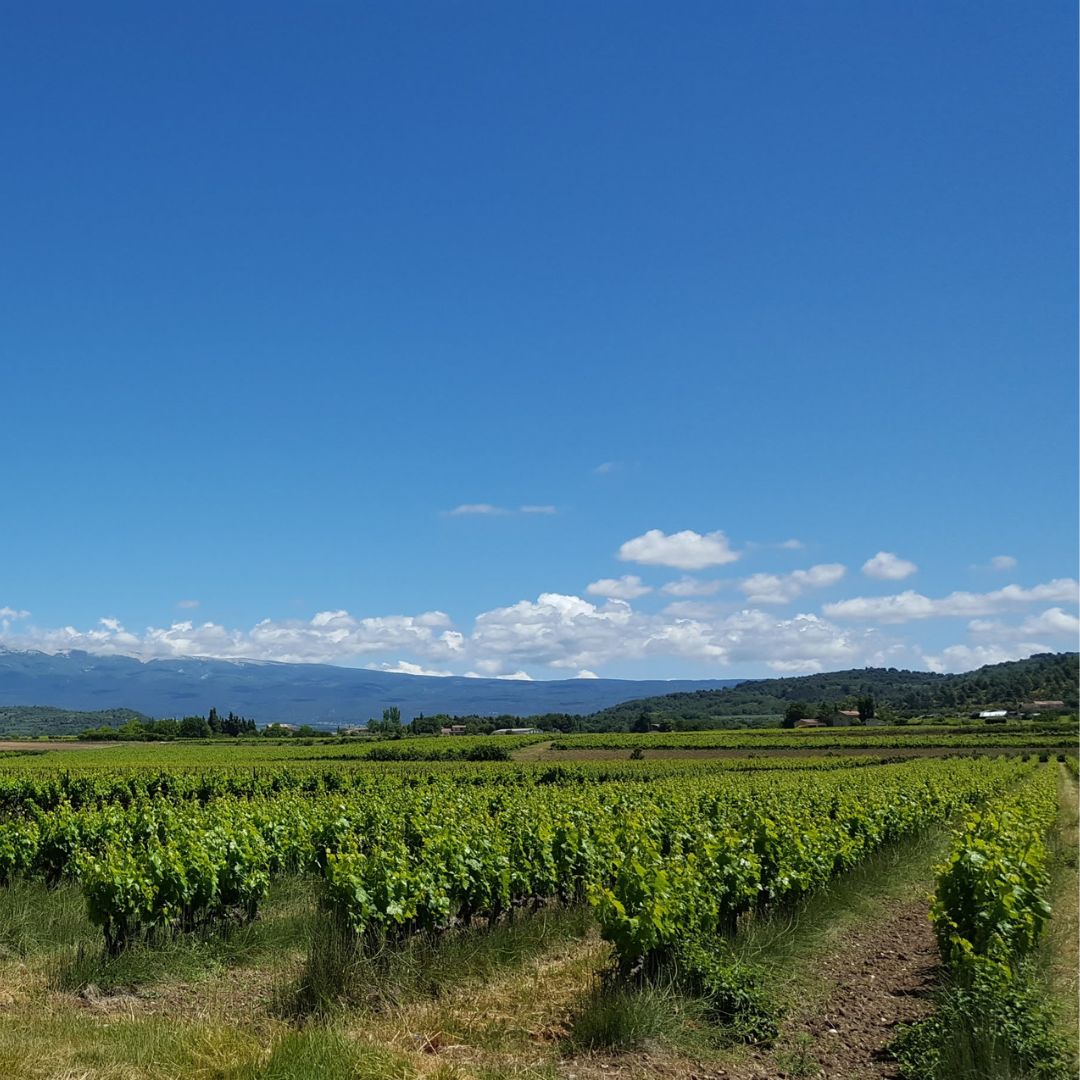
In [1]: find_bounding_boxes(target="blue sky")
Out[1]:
[1,2,1076,680]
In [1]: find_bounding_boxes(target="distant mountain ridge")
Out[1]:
[0,648,741,729]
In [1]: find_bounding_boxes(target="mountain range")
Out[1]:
[0,648,740,727]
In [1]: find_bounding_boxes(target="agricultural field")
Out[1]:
[0,738,1075,1079]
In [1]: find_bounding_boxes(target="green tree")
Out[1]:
[381,707,403,738]
[783,702,807,728]
[179,715,212,739]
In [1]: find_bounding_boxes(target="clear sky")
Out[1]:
[1,2,1076,680]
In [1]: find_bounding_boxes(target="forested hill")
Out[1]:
[590,653,1079,726]
[0,706,153,738]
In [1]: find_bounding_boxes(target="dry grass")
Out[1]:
[339,928,607,1076]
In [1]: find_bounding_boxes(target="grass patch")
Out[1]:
[564,972,737,1063]
[0,879,94,958]
[289,903,595,1018]
[1043,767,1079,1048]
[248,1028,414,1079]
[564,978,679,1052]
[0,1010,264,1080]
[52,874,317,992]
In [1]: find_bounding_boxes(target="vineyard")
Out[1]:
[0,741,1074,1078]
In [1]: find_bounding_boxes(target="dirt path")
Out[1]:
[729,899,939,1080]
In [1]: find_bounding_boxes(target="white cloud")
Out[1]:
[740,563,846,605]
[923,604,1078,674]
[0,582,880,677]
[778,539,804,550]
[618,529,740,571]
[991,555,1018,571]
[3,609,464,666]
[1020,607,1080,636]
[575,669,599,679]
[586,575,652,600]
[372,660,454,677]
[446,504,557,517]
[446,503,510,516]
[0,607,30,620]
[922,643,1053,674]
[660,577,725,597]
[470,593,636,670]
[177,599,200,609]
[970,608,1080,640]
[2,568,1069,678]
[593,461,620,475]
[825,579,1079,623]
[862,551,918,580]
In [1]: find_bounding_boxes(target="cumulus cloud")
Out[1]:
[618,529,740,571]
[825,579,1079,623]
[922,643,1053,674]
[177,599,200,610]
[2,609,464,666]
[739,564,846,605]
[575,669,599,679]
[778,539,804,550]
[0,586,881,676]
[991,555,1018,571]
[660,577,725,597]
[969,608,1080,640]
[2,566,1070,678]
[585,575,652,600]
[923,604,1078,673]
[470,593,636,670]
[862,551,918,580]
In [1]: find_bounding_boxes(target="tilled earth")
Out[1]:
[723,899,939,1079]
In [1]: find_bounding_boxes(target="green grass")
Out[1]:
[1041,767,1079,1062]
[564,978,680,1052]
[289,902,595,1018]
[245,1028,414,1080]
[52,875,317,993]
[0,878,93,958]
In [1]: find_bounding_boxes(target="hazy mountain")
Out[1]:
[0,648,740,728]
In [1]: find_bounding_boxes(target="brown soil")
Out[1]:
[730,900,940,1080]
[533,746,1044,761]
[0,740,115,751]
